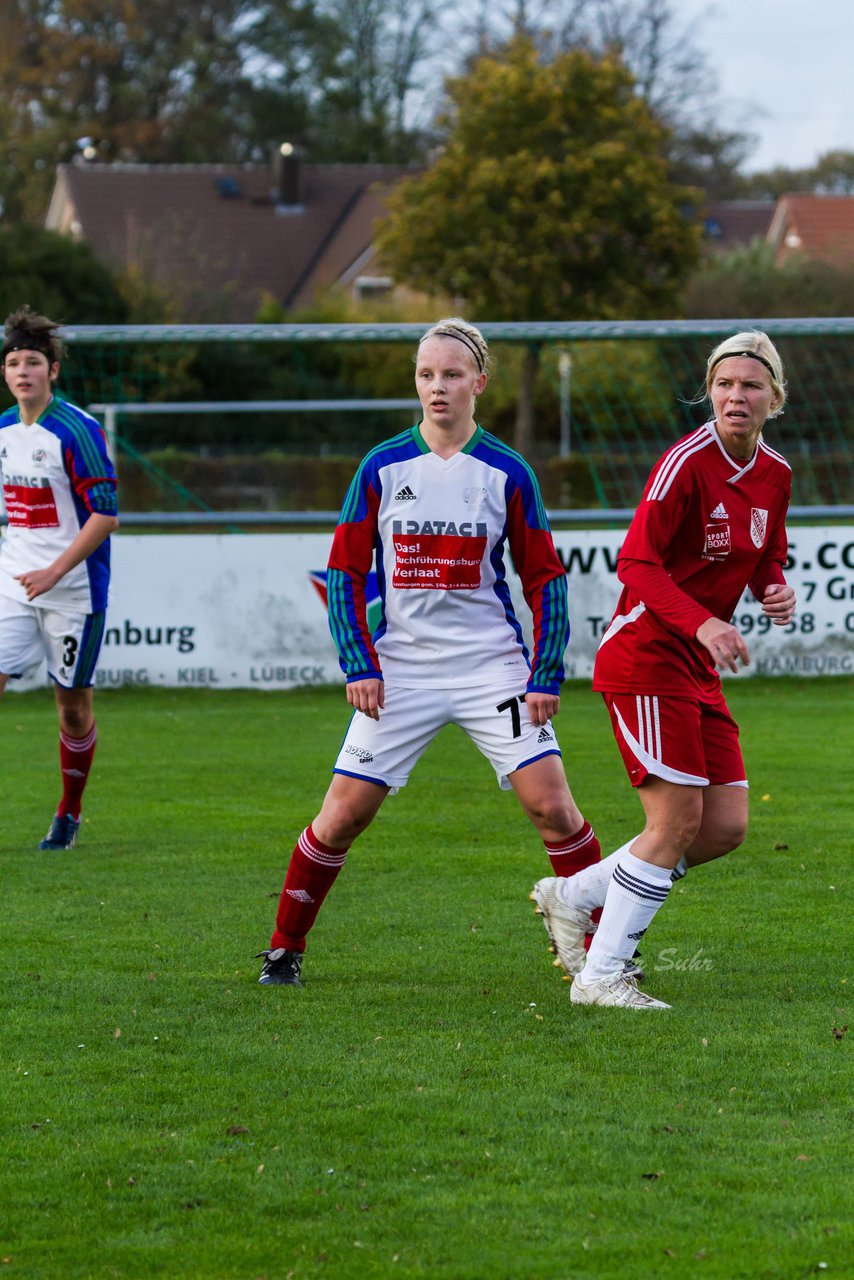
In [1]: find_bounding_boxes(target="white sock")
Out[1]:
[559,839,636,913]
[577,852,672,984]
[671,856,688,882]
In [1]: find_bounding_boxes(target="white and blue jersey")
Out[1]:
[0,395,117,614]
[327,424,569,694]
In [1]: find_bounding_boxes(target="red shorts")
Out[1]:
[602,690,746,788]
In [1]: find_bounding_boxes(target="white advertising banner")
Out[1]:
[551,527,854,680]
[10,527,854,691]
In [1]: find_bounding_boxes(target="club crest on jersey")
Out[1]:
[463,486,488,509]
[32,448,47,463]
[703,522,731,559]
[750,508,768,548]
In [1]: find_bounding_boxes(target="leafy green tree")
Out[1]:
[0,224,128,411]
[376,38,701,450]
[810,150,854,195]
[0,224,127,324]
[460,0,753,201]
[739,150,854,200]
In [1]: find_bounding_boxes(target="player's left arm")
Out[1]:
[505,482,568,699]
[327,464,383,683]
[16,511,119,600]
[758,581,796,624]
[749,488,795,625]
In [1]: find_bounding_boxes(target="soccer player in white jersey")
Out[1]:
[0,306,119,850]
[530,331,796,1008]
[257,318,601,986]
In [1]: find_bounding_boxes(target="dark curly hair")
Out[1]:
[2,305,64,365]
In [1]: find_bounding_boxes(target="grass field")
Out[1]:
[2,679,851,1280]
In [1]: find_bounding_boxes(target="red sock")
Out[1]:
[544,820,600,877]
[270,824,349,952]
[58,723,97,820]
[585,906,603,950]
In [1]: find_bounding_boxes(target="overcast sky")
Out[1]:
[680,0,854,171]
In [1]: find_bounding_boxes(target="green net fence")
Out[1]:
[7,319,851,515]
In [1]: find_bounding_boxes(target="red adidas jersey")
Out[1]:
[593,421,791,700]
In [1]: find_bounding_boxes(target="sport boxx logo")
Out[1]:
[703,523,731,559]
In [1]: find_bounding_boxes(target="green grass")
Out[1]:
[2,679,851,1280]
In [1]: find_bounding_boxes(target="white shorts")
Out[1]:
[333,681,562,793]
[0,595,106,688]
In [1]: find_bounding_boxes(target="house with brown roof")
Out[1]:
[700,199,776,252]
[45,152,413,320]
[766,194,854,267]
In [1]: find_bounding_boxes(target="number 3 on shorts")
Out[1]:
[62,634,79,668]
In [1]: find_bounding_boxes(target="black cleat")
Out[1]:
[256,948,303,986]
[38,814,80,850]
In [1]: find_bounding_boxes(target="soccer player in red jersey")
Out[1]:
[0,306,119,850]
[257,318,600,986]
[531,330,796,1008]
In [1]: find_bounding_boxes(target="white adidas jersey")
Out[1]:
[328,425,569,692]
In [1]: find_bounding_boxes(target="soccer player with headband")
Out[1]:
[0,306,119,850]
[257,317,602,987]
[531,330,795,1009]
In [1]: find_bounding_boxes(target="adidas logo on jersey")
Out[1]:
[536,727,554,744]
[394,485,417,501]
[709,503,729,519]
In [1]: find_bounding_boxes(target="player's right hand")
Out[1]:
[696,617,750,672]
[346,677,384,720]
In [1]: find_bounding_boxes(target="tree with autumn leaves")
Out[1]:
[377,39,702,451]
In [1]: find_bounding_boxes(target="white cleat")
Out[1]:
[570,971,670,1009]
[530,877,589,976]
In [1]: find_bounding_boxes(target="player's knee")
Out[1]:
[58,704,92,736]
[711,816,748,857]
[314,799,377,847]
[530,798,583,841]
[666,809,704,854]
